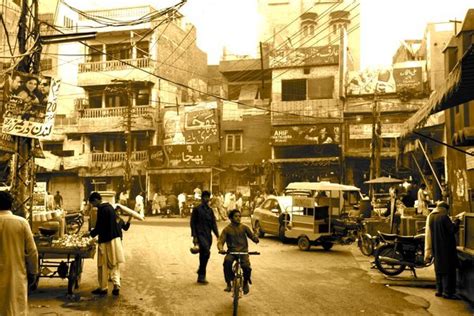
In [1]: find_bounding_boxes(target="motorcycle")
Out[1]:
[374,228,433,277]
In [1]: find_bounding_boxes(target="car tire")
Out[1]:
[278,224,288,243]
[298,236,311,251]
[254,221,265,238]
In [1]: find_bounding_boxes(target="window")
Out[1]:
[135,88,150,106]
[89,45,102,62]
[106,44,131,61]
[63,16,74,29]
[88,91,102,108]
[105,91,126,108]
[308,77,334,99]
[281,79,306,101]
[225,133,243,153]
[136,42,149,58]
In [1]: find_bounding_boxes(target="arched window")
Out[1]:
[300,12,318,38]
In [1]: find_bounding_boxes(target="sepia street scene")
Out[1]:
[0,0,474,315]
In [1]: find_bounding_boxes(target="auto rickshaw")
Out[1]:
[283,182,363,251]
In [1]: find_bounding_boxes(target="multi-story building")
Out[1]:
[218,52,272,195]
[257,0,360,191]
[35,5,208,208]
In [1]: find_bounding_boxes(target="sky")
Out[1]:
[69,0,474,68]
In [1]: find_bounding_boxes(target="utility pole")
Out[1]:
[369,89,381,198]
[110,79,133,192]
[259,42,265,100]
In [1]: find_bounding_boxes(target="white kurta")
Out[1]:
[0,211,38,316]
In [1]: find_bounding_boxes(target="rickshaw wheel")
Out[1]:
[298,236,311,251]
[322,242,333,251]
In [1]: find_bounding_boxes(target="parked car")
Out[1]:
[251,195,304,242]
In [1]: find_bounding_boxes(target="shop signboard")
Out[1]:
[271,125,340,145]
[163,102,218,145]
[149,144,219,168]
[393,67,423,93]
[349,123,402,139]
[0,132,15,153]
[466,147,474,170]
[2,72,60,138]
[270,45,339,68]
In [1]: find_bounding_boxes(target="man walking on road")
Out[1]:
[190,190,219,284]
[0,191,38,316]
[89,192,125,296]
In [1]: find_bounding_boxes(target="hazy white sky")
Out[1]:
[70,0,473,68]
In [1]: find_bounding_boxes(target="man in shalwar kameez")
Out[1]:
[0,191,38,316]
[89,192,125,296]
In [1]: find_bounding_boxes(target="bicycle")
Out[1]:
[220,251,260,316]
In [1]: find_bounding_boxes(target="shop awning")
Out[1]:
[269,157,339,164]
[402,45,474,137]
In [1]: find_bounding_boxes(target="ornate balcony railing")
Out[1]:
[79,105,153,119]
[91,151,148,163]
[78,57,154,73]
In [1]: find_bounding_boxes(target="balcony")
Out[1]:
[91,151,148,163]
[77,58,155,86]
[76,105,155,133]
[271,99,342,125]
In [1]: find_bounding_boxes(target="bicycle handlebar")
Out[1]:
[219,251,260,255]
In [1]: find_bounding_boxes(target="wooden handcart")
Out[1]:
[36,244,96,295]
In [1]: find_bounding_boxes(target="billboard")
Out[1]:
[162,102,218,145]
[271,125,340,145]
[2,72,60,138]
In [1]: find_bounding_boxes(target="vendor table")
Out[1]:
[36,243,96,295]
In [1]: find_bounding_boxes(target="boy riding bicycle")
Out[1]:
[217,209,259,294]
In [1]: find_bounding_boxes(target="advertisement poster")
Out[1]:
[2,72,60,138]
[162,102,218,145]
[271,125,340,145]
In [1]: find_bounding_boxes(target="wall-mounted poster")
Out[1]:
[271,125,340,145]
[346,69,396,95]
[392,67,423,93]
[2,72,60,138]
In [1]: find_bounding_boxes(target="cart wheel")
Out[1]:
[298,236,311,251]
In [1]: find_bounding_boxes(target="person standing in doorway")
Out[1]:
[424,201,461,299]
[190,190,219,284]
[88,192,125,296]
[0,191,39,316]
[54,191,63,209]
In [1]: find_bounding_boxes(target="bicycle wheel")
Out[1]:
[232,277,241,316]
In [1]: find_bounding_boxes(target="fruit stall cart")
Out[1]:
[34,233,96,295]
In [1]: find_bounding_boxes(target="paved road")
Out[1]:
[28,217,462,315]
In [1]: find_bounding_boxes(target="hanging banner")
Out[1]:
[2,72,60,139]
[271,125,340,145]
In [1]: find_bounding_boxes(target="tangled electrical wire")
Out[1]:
[60,0,187,27]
